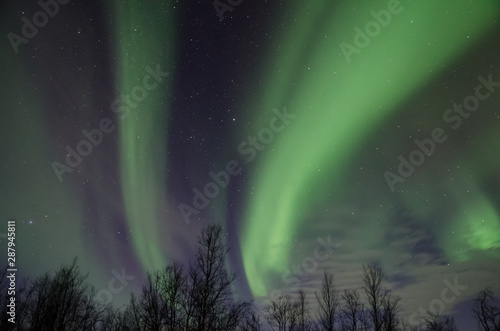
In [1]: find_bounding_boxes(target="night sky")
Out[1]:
[1,0,500,329]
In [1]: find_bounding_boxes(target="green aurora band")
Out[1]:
[240,0,500,297]
[112,0,176,273]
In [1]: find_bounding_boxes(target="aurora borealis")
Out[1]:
[1,0,500,329]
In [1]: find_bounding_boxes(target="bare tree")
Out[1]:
[181,265,198,329]
[129,271,166,331]
[128,264,188,330]
[158,263,186,330]
[265,294,295,331]
[265,290,310,331]
[24,258,101,330]
[424,310,458,331]
[357,309,372,331]
[381,292,400,331]
[127,224,249,331]
[122,302,143,331]
[362,264,386,331]
[473,287,500,331]
[190,224,247,330]
[99,305,137,331]
[240,307,263,331]
[296,290,311,331]
[213,300,252,331]
[315,271,339,331]
[341,289,363,331]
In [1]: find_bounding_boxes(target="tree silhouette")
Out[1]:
[472,287,500,331]
[340,288,364,331]
[423,310,458,331]
[240,308,263,331]
[189,224,248,330]
[315,271,339,331]
[265,294,295,331]
[296,289,312,331]
[160,263,185,329]
[24,257,102,330]
[381,292,400,331]
[2,224,497,331]
[362,264,386,331]
[128,224,250,330]
[130,274,165,330]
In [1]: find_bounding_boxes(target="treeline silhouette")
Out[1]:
[1,224,499,330]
